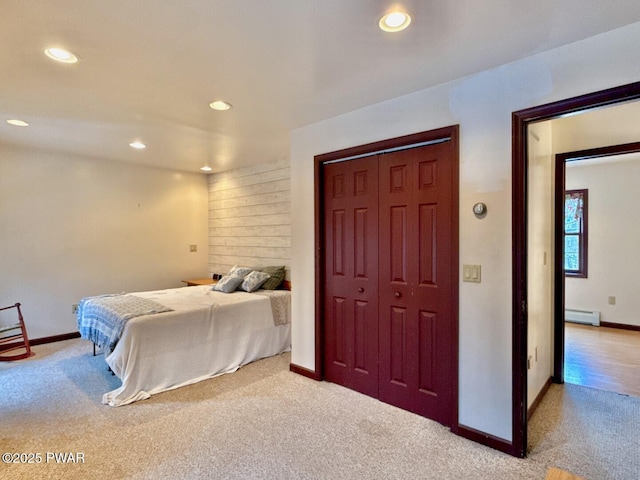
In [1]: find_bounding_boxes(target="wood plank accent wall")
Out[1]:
[208,159,291,278]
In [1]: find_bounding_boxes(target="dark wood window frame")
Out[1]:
[564,188,588,278]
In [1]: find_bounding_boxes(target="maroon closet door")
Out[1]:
[323,156,379,398]
[378,141,454,425]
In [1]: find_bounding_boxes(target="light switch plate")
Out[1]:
[463,264,481,283]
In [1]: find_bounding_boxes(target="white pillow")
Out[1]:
[239,271,271,293]
[212,275,244,293]
[227,265,253,278]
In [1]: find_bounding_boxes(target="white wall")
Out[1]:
[207,159,291,276]
[552,100,640,153]
[527,122,554,408]
[290,22,640,441]
[565,155,640,327]
[0,145,209,339]
[551,106,640,328]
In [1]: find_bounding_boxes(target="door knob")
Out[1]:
[394,291,402,298]
[358,287,364,293]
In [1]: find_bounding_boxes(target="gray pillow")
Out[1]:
[212,275,244,293]
[227,264,253,278]
[239,271,271,293]
[260,266,285,290]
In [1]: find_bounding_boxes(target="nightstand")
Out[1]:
[182,278,217,287]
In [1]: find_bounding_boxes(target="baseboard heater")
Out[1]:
[565,309,600,326]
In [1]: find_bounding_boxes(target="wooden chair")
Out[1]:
[0,303,34,361]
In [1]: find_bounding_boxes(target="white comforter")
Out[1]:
[102,285,291,406]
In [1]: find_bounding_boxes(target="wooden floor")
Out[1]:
[545,466,584,480]
[565,323,640,397]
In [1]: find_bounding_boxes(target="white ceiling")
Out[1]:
[2,1,640,174]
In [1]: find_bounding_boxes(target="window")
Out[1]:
[564,189,588,277]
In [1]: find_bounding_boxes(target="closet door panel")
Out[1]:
[378,141,455,424]
[323,157,379,397]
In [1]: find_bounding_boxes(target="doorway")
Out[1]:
[512,81,640,458]
[555,142,640,390]
[315,126,460,428]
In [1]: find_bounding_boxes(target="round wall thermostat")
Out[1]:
[473,202,487,216]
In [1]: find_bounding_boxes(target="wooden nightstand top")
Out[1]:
[182,278,217,287]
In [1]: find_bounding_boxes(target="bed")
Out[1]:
[77,279,291,407]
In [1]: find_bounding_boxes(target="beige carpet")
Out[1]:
[1,339,638,479]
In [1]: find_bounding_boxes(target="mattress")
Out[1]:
[94,285,291,406]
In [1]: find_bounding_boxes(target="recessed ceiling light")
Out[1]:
[209,100,232,111]
[379,11,412,32]
[129,141,146,149]
[7,119,29,127]
[200,165,213,172]
[44,47,79,64]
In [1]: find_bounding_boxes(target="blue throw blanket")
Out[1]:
[77,294,173,356]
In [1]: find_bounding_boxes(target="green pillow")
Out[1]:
[260,266,285,290]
